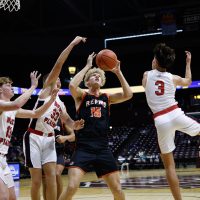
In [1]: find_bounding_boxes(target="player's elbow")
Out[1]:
[125,92,133,100]
[69,81,76,91]
[68,134,75,142]
[184,78,192,86]
[188,79,192,86]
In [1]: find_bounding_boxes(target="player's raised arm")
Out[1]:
[173,51,192,87]
[43,36,87,89]
[69,52,95,101]
[16,88,59,118]
[109,61,133,104]
[0,71,41,112]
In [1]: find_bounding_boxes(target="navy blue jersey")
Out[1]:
[75,92,110,150]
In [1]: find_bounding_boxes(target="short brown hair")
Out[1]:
[0,77,13,87]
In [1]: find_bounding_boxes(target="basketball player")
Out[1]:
[58,52,133,200]
[42,119,75,200]
[23,36,85,200]
[0,71,58,200]
[142,43,200,200]
[55,122,75,199]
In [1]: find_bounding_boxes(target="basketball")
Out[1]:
[96,49,118,71]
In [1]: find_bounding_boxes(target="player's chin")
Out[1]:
[57,84,61,89]
[93,82,101,87]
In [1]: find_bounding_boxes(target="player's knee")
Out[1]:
[113,188,123,196]
[56,170,62,177]
[111,184,123,195]
[8,195,16,200]
[0,194,8,200]
[67,183,79,192]
[32,179,42,189]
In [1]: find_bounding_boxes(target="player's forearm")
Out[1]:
[65,134,75,142]
[33,98,54,118]
[116,71,133,99]
[55,43,76,66]
[44,43,78,88]
[13,86,36,109]
[185,62,192,80]
[64,117,75,130]
[70,64,91,88]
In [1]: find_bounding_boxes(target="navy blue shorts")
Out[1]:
[69,148,118,178]
[57,153,65,166]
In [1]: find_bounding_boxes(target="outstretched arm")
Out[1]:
[60,106,84,130]
[16,88,59,118]
[0,71,41,112]
[69,52,95,104]
[173,51,192,87]
[43,36,87,89]
[109,61,133,104]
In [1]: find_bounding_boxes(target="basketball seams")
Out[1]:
[96,49,117,70]
[102,55,116,69]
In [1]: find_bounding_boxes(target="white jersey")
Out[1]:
[0,106,17,155]
[145,69,177,114]
[28,95,65,133]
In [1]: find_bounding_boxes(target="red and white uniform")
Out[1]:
[23,95,65,168]
[145,69,200,153]
[0,106,17,188]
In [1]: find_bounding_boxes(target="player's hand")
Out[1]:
[56,135,66,143]
[30,71,41,88]
[71,36,87,46]
[86,52,96,68]
[185,51,191,64]
[111,60,121,74]
[73,119,85,130]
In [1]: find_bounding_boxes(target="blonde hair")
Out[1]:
[84,67,106,87]
[0,77,13,87]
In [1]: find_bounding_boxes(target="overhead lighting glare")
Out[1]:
[104,29,183,48]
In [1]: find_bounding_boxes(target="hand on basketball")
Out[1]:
[111,60,121,73]
[86,52,96,68]
[71,36,87,46]
[30,71,41,88]
[73,119,85,130]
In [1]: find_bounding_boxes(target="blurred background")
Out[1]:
[1,0,200,174]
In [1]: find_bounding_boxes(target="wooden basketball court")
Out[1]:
[16,167,200,200]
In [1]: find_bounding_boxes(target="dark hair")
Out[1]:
[153,43,175,69]
[0,77,13,87]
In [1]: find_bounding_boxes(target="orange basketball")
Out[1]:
[96,49,118,71]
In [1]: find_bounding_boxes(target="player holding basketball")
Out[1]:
[58,52,133,200]
[23,36,85,200]
[0,71,58,200]
[142,43,200,200]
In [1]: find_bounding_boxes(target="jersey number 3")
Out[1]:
[155,80,164,95]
